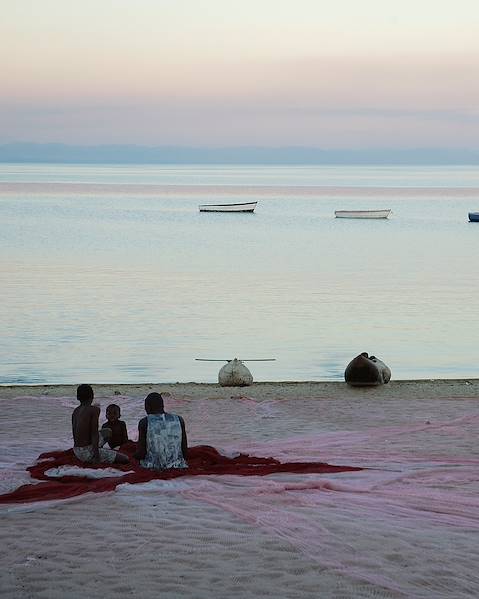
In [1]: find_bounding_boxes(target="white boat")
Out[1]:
[199,201,257,213]
[335,209,391,219]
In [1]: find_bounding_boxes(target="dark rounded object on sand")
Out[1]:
[344,352,391,386]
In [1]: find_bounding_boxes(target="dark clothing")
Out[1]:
[101,420,128,449]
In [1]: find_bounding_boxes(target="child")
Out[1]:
[72,385,128,464]
[101,404,129,449]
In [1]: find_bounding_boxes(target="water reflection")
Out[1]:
[1,169,478,383]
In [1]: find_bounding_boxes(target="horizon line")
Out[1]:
[1,142,479,165]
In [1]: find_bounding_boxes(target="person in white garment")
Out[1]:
[134,392,188,470]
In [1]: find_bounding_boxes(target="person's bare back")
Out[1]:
[72,403,101,448]
[72,384,129,465]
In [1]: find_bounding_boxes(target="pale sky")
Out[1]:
[1,0,479,148]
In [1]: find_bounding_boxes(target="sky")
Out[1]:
[1,0,479,149]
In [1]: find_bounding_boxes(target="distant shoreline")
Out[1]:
[1,143,479,165]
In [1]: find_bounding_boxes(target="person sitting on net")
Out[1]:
[72,384,129,465]
[134,392,188,470]
[101,403,129,449]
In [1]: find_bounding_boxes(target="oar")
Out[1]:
[195,358,276,362]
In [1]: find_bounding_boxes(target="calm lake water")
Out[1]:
[1,164,478,384]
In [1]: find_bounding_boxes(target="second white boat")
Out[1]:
[335,209,391,219]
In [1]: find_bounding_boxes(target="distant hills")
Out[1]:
[1,143,479,164]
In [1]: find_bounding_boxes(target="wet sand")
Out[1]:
[1,377,479,401]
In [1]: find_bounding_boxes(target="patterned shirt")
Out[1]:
[140,413,188,470]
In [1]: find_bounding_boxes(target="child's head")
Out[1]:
[77,384,94,405]
[106,403,121,422]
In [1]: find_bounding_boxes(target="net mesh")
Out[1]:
[1,392,479,597]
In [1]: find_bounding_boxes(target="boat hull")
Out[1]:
[469,212,479,222]
[344,353,391,386]
[218,359,253,387]
[335,209,391,219]
[199,202,257,213]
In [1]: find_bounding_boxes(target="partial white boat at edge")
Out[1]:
[199,201,257,213]
[335,209,391,219]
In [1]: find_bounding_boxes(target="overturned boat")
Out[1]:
[195,357,275,386]
[344,352,391,386]
[218,358,253,386]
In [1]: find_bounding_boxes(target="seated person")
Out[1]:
[101,403,129,449]
[134,392,188,470]
[72,384,129,465]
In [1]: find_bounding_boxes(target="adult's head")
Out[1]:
[77,384,94,404]
[145,392,165,414]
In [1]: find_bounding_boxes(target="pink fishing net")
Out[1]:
[1,393,479,597]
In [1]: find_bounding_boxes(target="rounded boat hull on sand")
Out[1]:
[344,353,391,386]
[218,359,253,386]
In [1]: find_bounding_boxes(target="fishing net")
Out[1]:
[1,392,479,597]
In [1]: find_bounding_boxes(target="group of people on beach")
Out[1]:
[72,384,188,470]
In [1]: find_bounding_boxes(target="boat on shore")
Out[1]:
[344,352,391,386]
[468,212,479,222]
[199,201,257,213]
[335,209,391,219]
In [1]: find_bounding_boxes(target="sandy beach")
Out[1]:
[1,379,479,598]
